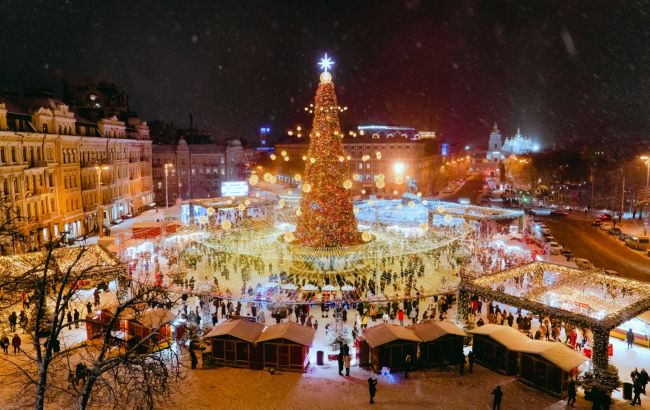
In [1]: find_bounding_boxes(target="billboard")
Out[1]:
[221,181,249,197]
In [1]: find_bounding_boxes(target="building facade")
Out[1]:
[486,123,505,162]
[152,138,256,204]
[275,136,440,197]
[0,94,153,252]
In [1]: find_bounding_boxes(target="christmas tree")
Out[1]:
[295,55,360,247]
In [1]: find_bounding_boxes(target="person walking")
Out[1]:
[86,301,92,316]
[73,309,80,328]
[404,354,412,379]
[627,328,635,349]
[8,311,17,332]
[343,353,351,376]
[639,369,649,394]
[397,308,405,326]
[368,377,378,404]
[67,311,73,329]
[0,334,8,354]
[468,351,475,373]
[631,379,642,406]
[567,379,577,407]
[492,385,503,410]
[459,352,466,375]
[337,350,344,376]
[11,333,21,354]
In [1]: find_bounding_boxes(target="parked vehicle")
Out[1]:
[618,233,629,242]
[560,249,573,258]
[548,241,562,255]
[600,213,613,221]
[608,227,622,236]
[626,236,650,250]
[591,219,602,227]
[574,257,595,270]
[550,210,568,217]
[604,269,620,276]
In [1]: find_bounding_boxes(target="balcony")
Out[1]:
[27,160,49,169]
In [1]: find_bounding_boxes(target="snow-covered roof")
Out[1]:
[638,310,650,324]
[363,323,421,347]
[203,319,264,343]
[408,320,467,342]
[256,321,315,346]
[517,341,586,372]
[468,324,531,350]
[126,308,176,329]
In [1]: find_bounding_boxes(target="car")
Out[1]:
[574,257,595,270]
[600,213,613,221]
[591,219,602,227]
[608,227,622,235]
[541,228,552,236]
[548,241,563,255]
[626,236,650,250]
[618,233,630,241]
[550,210,568,217]
[524,208,537,216]
[560,249,573,258]
[604,269,620,276]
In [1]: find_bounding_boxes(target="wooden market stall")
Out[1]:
[408,321,467,367]
[362,323,421,373]
[517,340,585,398]
[85,304,139,340]
[120,308,176,353]
[468,324,529,375]
[202,319,264,369]
[257,321,315,372]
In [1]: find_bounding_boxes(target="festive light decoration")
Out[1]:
[361,231,372,242]
[221,220,232,230]
[294,57,360,247]
[376,180,385,189]
[244,199,251,206]
[206,207,216,216]
[343,180,353,189]
[270,154,277,161]
[238,204,246,211]
[376,151,382,159]
[302,183,312,193]
[248,175,259,185]
[198,215,208,224]
[294,174,302,181]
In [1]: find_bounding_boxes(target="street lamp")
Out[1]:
[640,156,650,188]
[164,163,174,208]
[95,164,109,238]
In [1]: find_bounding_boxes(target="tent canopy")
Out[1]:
[256,321,315,346]
[408,320,467,342]
[363,323,421,347]
[468,324,531,350]
[203,319,264,343]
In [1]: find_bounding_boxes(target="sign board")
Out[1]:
[221,181,249,197]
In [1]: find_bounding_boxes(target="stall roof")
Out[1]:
[463,261,650,329]
[256,321,315,346]
[408,320,467,342]
[468,324,531,350]
[518,340,586,372]
[202,319,265,343]
[363,323,421,347]
[125,308,176,329]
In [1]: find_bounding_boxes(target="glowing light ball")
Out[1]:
[362,155,370,162]
[393,162,405,174]
[352,173,360,181]
[417,192,422,198]
[221,220,232,230]
[375,151,382,159]
[302,183,312,193]
[270,176,277,184]
[420,223,429,231]
[362,231,372,242]
[284,156,290,161]
[270,154,277,161]
[444,214,453,223]
[263,173,272,182]
[346,155,351,160]
[281,150,287,157]
[343,180,353,189]
[296,209,302,216]
[408,201,415,207]
[396,204,403,209]
[249,175,259,185]
[361,189,366,195]
[198,215,208,224]
[422,199,428,205]
[302,155,307,161]
[309,157,316,164]
[294,174,302,181]
[278,199,286,208]
[338,156,345,162]
[376,180,385,189]
[395,175,404,185]
[393,190,399,195]
[244,199,251,206]
[283,232,295,242]
[238,204,246,211]
[206,207,216,216]
[353,206,359,214]
[376,173,385,180]
[437,205,445,213]
[255,192,261,198]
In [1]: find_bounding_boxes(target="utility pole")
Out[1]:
[619,172,625,224]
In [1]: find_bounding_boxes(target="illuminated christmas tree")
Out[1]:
[295,55,360,247]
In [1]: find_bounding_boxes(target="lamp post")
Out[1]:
[640,156,650,188]
[95,164,109,238]
[164,163,173,208]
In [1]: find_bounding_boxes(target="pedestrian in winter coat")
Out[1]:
[627,328,635,348]
[86,302,92,315]
[0,335,8,354]
[67,311,73,329]
[468,351,475,373]
[11,334,21,354]
[492,386,503,410]
[313,319,318,331]
[397,309,405,325]
[459,352,466,375]
[639,369,649,394]
[567,379,577,406]
[631,380,642,405]
[73,309,80,328]
[8,311,17,332]
[338,351,344,376]
[368,377,378,404]
[343,354,351,376]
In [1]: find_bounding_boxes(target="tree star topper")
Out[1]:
[318,53,334,72]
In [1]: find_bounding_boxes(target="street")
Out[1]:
[443,173,485,203]
[542,215,650,281]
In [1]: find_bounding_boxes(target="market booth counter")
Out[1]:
[408,320,467,367]
[202,319,264,369]
[468,324,529,375]
[517,340,586,398]
[256,321,315,373]
[120,308,176,353]
[362,323,420,373]
[85,304,141,340]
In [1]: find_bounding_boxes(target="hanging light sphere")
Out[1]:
[422,199,428,205]
[249,175,259,185]
[362,231,372,242]
[302,183,312,193]
[338,156,345,162]
[238,203,246,211]
[294,174,302,181]
[408,200,415,207]
[280,150,287,157]
[444,214,453,223]
[309,157,316,164]
[353,206,359,214]
[296,209,302,216]
[244,199,251,206]
[283,232,295,242]
[263,173,272,182]
[376,173,385,181]
[284,156,290,161]
[375,151,382,159]
[255,192,261,198]
[270,154,277,161]
[302,155,308,161]
[343,180,353,189]
[206,207,216,216]
[393,190,399,195]
[221,219,232,230]
[376,180,385,189]
[198,215,208,224]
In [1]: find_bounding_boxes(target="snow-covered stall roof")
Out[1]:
[462,261,650,330]
[203,319,265,343]
[517,340,586,372]
[408,320,467,342]
[468,324,531,350]
[363,323,421,347]
[256,321,315,346]
[126,308,176,330]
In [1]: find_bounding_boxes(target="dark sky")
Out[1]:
[1,0,650,148]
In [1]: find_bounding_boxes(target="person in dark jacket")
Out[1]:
[492,385,503,410]
[627,328,635,349]
[368,377,378,404]
[468,351,475,373]
[459,352,466,375]
[0,334,8,354]
[11,334,21,354]
[631,380,642,405]
[567,379,577,406]
[73,309,80,328]
[337,350,344,376]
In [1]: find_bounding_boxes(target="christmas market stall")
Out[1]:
[85,304,140,340]
[468,324,530,375]
[362,323,421,373]
[256,321,315,372]
[201,319,265,369]
[459,261,650,376]
[517,340,586,398]
[611,310,650,347]
[408,320,467,367]
[119,308,176,353]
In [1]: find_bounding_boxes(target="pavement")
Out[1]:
[441,173,485,203]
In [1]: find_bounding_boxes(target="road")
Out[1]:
[542,215,650,281]
[443,173,484,203]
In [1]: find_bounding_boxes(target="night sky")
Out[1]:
[1,1,649,148]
